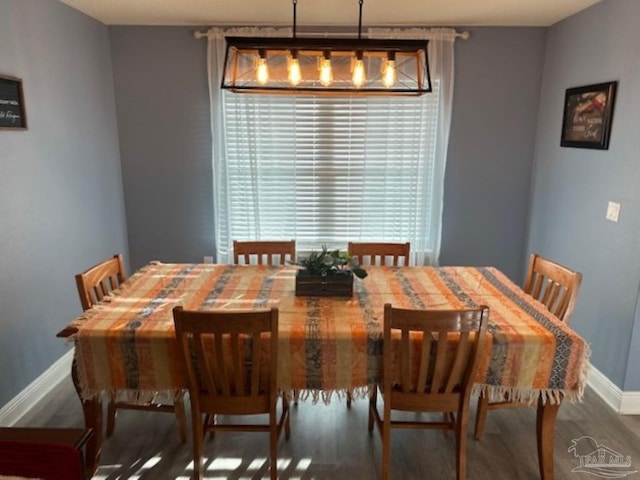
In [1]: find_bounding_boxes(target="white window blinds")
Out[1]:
[218,84,441,261]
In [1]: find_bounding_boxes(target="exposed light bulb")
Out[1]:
[352,54,366,88]
[318,52,333,87]
[381,59,396,88]
[288,52,302,86]
[255,53,269,85]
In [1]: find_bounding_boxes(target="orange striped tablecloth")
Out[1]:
[69,263,590,404]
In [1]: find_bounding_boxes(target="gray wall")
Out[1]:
[441,27,546,282]
[528,0,640,390]
[110,27,212,271]
[2,0,638,409]
[110,26,546,280]
[0,0,128,407]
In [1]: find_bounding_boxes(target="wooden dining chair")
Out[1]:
[369,304,489,480]
[233,239,307,408]
[347,242,411,266]
[233,240,296,265]
[173,306,290,480]
[75,254,186,442]
[522,253,583,323]
[344,242,411,407]
[75,253,127,311]
[474,253,582,439]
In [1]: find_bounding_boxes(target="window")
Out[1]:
[208,27,456,265]
[217,83,441,263]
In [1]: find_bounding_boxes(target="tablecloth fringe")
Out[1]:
[78,381,590,407]
[80,387,374,405]
[474,384,556,405]
[284,386,373,405]
[474,340,591,406]
[78,387,183,404]
[474,381,586,406]
[578,341,592,400]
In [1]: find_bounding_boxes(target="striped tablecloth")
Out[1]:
[69,263,590,405]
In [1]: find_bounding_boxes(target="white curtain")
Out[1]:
[207,27,291,263]
[207,27,457,264]
[368,28,456,266]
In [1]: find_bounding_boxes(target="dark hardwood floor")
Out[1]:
[16,376,640,479]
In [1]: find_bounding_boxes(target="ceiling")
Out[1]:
[58,0,601,28]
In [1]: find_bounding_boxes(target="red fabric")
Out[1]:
[0,441,83,480]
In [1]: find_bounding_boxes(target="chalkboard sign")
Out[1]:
[0,74,27,130]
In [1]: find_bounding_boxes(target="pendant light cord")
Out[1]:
[358,0,363,40]
[293,0,298,39]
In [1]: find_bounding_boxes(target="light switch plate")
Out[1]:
[606,201,621,222]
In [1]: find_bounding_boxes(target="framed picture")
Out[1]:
[560,81,617,149]
[0,74,28,130]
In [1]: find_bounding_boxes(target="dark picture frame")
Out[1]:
[0,74,28,130]
[561,81,617,149]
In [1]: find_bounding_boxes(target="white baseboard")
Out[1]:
[0,349,74,426]
[619,392,640,415]
[588,364,640,414]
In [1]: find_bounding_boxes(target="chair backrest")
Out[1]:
[347,242,411,266]
[173,306,278,416]
[75,254,127,311]
[524,253,582,323]
[233,240,296,265]
[383,304,489,407]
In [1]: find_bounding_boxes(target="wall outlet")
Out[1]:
[606,201,621,223]
[203,256,214,264]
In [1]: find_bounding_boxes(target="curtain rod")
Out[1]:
[193,29,470,40]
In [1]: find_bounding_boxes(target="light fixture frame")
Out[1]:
[221,36,432,96]
[220,0,431,96]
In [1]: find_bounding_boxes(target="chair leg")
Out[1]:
[381,417,391,480]
[368,387,377,432]
[474,392,490,439]
[106,401,117,437]
[346,390,352,408]
[456,407,469,480]
[204,413,216,439]
[270,408,278,480]
[283,397,291,439]
[381,396,391,480]
[174,393,187,443]
[192,410,204,480]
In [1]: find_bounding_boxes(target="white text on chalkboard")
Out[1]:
[0,110,21,123]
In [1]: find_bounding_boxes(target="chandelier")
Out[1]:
[220,0,432,96]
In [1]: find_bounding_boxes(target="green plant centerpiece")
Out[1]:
[294,245,367,297]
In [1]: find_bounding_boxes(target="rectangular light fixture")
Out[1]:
[221,36,432,96]
[220,1,432,96]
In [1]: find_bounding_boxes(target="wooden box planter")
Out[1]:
[295,270,353,297]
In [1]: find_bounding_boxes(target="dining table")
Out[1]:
[59,262,590,479]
